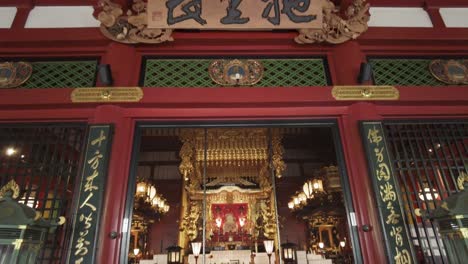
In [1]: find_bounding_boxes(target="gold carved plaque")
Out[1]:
[332,86,399,100]
[71,87,143,103]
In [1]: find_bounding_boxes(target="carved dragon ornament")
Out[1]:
[95,0,369,45]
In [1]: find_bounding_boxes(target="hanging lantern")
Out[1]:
[147,185,157,200]
[136,181,148,197]
[303,180,314,198]
[312,178,324,193]
[298,192,307,203]
[293,196,300,206]
[166,245,182,264]
[281,242,297,264]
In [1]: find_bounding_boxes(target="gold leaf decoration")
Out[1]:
[295,0,370,44]
[97,0,173,44]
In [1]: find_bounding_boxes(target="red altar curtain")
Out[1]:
[211,203,249,242]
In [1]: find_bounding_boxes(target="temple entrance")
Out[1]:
[123,123,360,264]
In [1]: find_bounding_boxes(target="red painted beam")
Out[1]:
[0,86,467,109]
[2,28,468,53]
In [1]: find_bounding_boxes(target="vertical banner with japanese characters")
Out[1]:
[68,125,113,264]
[361,122,415,264]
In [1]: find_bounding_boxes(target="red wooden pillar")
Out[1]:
[339,102,387,263]
[90,105,134,264]
[330,37,387,263]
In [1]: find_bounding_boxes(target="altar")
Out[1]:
[188,250,275,264]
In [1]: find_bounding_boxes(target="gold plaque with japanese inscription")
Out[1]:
[332,86,399,101]
[71,87,143,103]
[147,0,323,29]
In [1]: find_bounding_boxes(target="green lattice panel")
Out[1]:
[20,60,98,88]
[369,59,446,86]
[143,59,328,87]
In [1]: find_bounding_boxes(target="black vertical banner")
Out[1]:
[361,122,416,264]
[69,125,113,264]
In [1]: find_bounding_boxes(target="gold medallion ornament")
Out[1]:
[0,62,33,89]
[429,60,468,85]
[208,59,264,86]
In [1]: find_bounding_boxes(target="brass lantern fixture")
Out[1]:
[422,174,468,264]
[281,242,297,264]
[167,245,183,264]
[0,180,65,264]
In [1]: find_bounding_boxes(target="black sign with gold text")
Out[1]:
[361,122,415,264]
[68,125,113,264]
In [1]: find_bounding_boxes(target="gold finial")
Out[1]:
[0,179,20,199]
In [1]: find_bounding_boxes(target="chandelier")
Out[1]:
[134,179,169,218]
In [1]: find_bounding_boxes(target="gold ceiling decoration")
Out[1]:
[178,128,286,188]
[95,0,369,45]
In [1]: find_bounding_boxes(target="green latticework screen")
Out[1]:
[142,58,329,87]
[369,58,446,86]
[20,60,98,88]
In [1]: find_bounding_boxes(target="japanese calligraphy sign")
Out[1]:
[361,122,415,264]
[69,125,113,264]
[148,0,323,29]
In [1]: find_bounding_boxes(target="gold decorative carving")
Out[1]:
[180,201,201,241]
[457,172,467,190]
[332,85,399,100]
[429,60,468,85]
[0,180,20,199]
[0,62,33,89]
[295,0,370,44]
[71,87,143,103]
[96,0,173,44]
[179,129,196,181]
[254,200,277,239]
[208,59,264,86]
[178,128,285,193]
[271,129,286,178]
